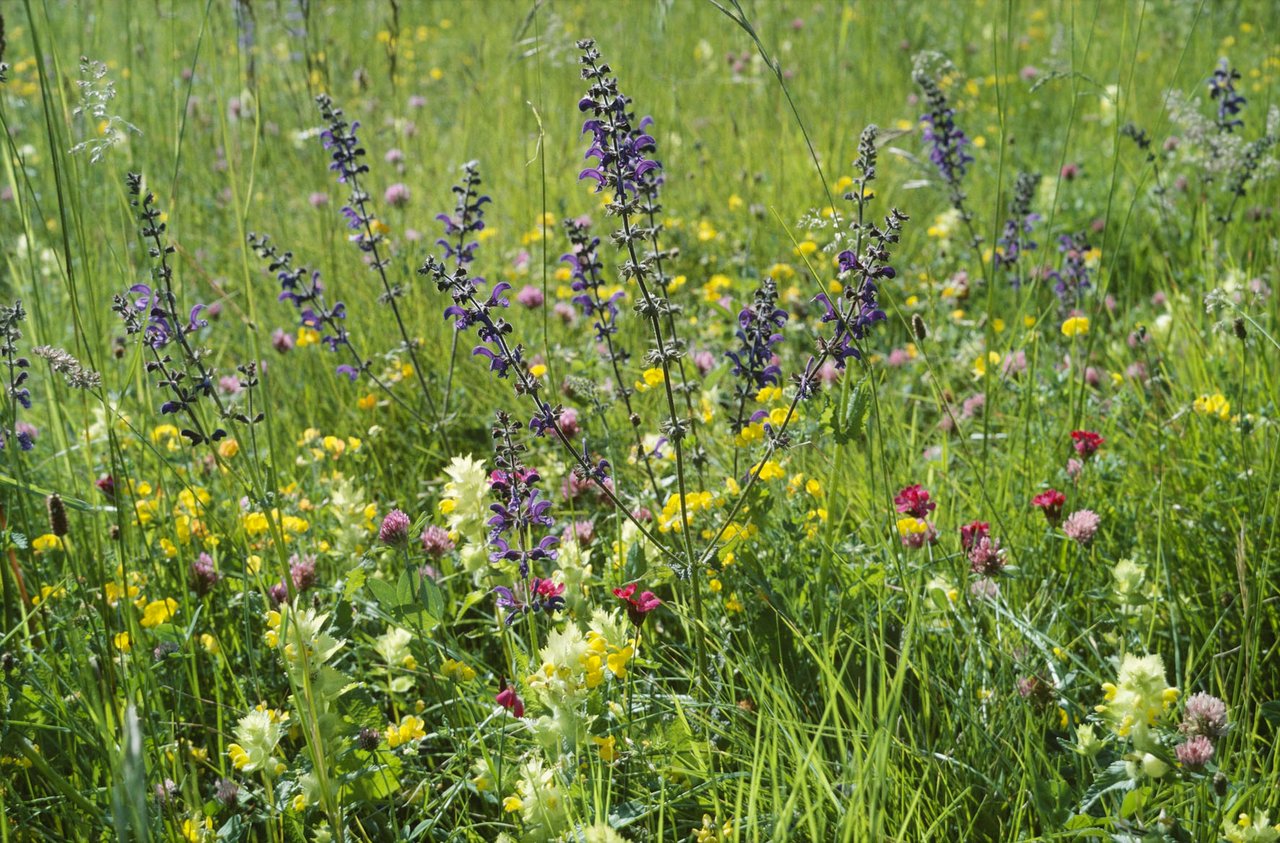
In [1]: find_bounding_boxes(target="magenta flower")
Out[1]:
[496,685,524,718]
[959,520,989,552]
[1031,489,1066,526]
[613,583,661,627]
[893,484,936,519]
[1062,509,1100,545]
[1070,430,1104,459]
[379,509,412,544]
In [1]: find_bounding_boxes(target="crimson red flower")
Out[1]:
[1070,430,1104,459]
[960,520,990,552]
[613,583,662,627]
[1031,489,1066,525]
[496,685,524,718]
[893,484,936,518]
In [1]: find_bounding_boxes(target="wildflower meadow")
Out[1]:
[2,1,1279,840]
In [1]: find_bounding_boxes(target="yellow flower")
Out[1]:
[972,351,1001,379]
[357,393,377,410]
[897,516,929,536]
[529,363,548,378]
[593,735,619,762]
[442,658,477,682]
[634,367,665,392]
[1061,316,1090,337]
[753,460,785,482]
[385,715,426,748]
[1193,393,1231,421]
[606,645,634,679]
[218,438,240,458]
[140,598,178,628]
[31,534,64,554]
[114,632,131,652]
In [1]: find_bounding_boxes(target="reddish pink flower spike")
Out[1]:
[613,583,662,627]
[1031,489,1066,526]
[496,685,524,718]
[1070,430,1105,459]
[959,520,990,552]
[893,484,936,518]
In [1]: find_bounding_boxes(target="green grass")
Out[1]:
[0,0,1278,840]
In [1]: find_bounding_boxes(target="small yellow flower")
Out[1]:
[140,598,178,628]
[114,632,132,652]
[634,367,665,392]
[442,658,477,682]
[529,363,548,378]
[218,438,240,458]
[1061,316,1090,337]
[593,734,619,762]
[385,714,426,749]
[31,534,64,554]
[1193,393,1231,421]
[357,393,377,410]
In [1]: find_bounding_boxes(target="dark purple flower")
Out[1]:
[726,277,788,422]
[1046,232,1093,310]
[914,63,974,189]
[993,172,1041,286]
[1209,59,1245,132]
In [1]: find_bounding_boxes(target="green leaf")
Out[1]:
[455,589,488,622]
[343,567,367,602]
[626,539,645,580]
[366,576,400,611]
[1260,700,1280,726]
[420,575,445,621]
[1119,785,1150,819]
[833,380,869,444]
[395,570,413,608]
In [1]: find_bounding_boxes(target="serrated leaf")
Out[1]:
[1119,785,1150,818]
[343,567,367,602]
